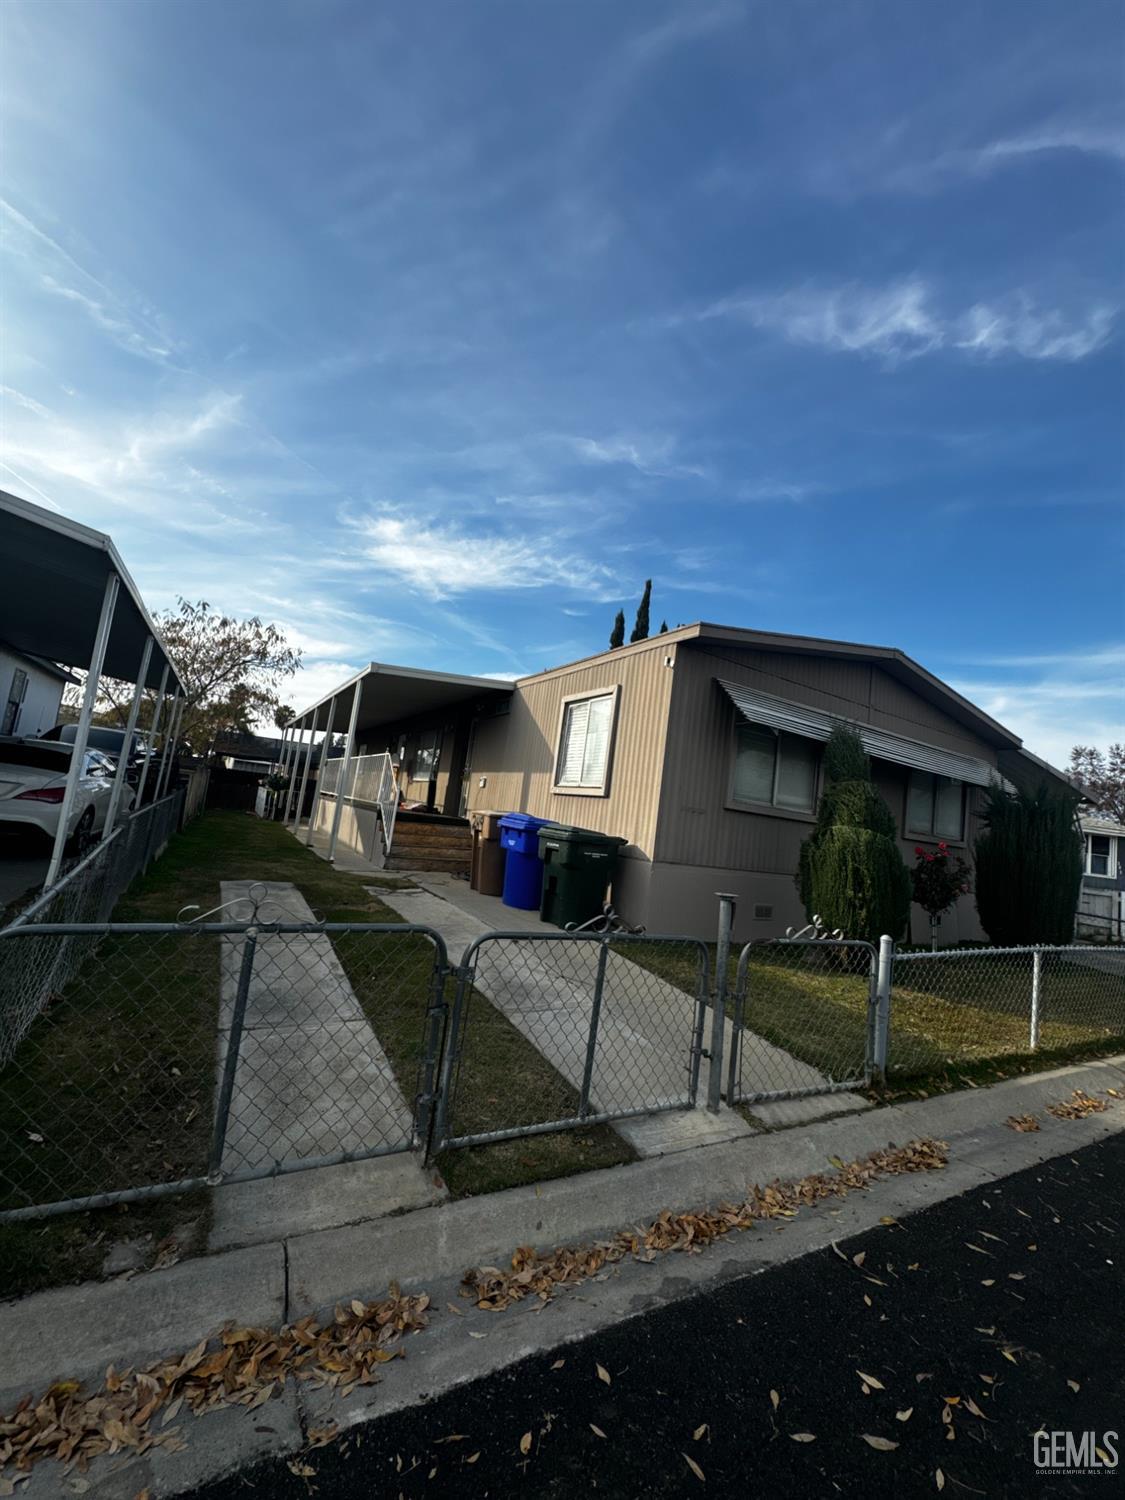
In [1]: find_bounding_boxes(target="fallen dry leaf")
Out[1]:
[896,1408,913,1422]
[693,1423,709,1441]
[596,1363,611,1386]
[857,1371,885,1390]
[519,1431,532,1455]
[1067,1380,1080,1393]
[589,1423,606,1439]
[550,1359,565,1370]
[1047,1090,1109,1121]
[683,1452,706,1483]
[0,1287,430,1481]
[790,1432,817,1443]
[458,1142,949,1315]
[861,1434,899,1451]
[935,1470,945,1491]
[1006,1114,1039,1133]
[769,1390,780,1411]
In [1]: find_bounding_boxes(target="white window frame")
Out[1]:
[553,686,620,797]
[1086,833,1115,878]
[905,769,965,842]
[727,721,820,818]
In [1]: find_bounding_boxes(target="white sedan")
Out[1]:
[0,737,135,848]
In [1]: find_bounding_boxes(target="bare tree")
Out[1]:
[1070,744,1125,822]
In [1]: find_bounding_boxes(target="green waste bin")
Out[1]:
[537,824,627,928]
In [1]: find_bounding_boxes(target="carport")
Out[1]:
[0,488,183,888]
[279,663,512,863]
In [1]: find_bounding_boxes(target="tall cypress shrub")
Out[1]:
[974,782,1083,945]
[798,725,911,943]
[609,610,625,649]
[630,580,652,643]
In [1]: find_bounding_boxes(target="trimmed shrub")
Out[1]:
[798,725,911,943]
[974,782,1083,946]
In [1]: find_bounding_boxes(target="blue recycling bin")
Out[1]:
[499,812,550,909]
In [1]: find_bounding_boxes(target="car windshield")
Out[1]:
[0,741,71,771]
[47,725,147,755]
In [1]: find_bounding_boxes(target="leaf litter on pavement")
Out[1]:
[0,1287,430,1479]
[462,1139,949,1311]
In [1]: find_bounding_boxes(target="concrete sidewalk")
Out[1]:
[3,1055,1124,1498]
[209,881,441,1249]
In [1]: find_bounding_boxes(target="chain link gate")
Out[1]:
[725,937,878,1105]
[0,919,451,1221]
[433,930,710,1149]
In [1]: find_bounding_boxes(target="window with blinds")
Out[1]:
[731,723,818,812]
[556,691,616,789]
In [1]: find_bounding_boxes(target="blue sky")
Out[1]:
[1,0,1122,764]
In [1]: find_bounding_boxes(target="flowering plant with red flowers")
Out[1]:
[911,842,972,948]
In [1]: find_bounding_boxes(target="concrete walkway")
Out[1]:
[389,873,869,1136]
[209,881,442,1248]
[378,882,754,1156]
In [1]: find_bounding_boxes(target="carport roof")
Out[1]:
[293,662,513,733]
[0,488,181,692]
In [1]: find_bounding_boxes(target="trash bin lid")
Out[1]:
[538,824,628,848]
[498,811,550,832]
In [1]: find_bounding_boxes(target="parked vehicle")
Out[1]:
[0,737,135,848]
[41,723,152,786]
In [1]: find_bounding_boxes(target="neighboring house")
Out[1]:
[0,643,78,738]
[1077,815,1124,942]
[297,624,1072,944]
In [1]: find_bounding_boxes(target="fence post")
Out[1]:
[1029,948,1043,1051]
[208,928,257,1183]
[707,894,737,1112]
[414,951,451,1154]
[725,950,747,1106]
[432,958,474,1151]
[872,934,893,1087]
[578,940,610,1119]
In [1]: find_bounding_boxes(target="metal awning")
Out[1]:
[293,662,513,734]
[0,488,180,692]
[717,679,1000,787]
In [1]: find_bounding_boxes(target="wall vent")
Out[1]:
[754,903,773,920]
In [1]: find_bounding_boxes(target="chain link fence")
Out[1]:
[889,943,1125,1079]
[4,905,1125,1222]
[0,791,184,1067]
[727,938,877,1105]
[433,932,709,1149]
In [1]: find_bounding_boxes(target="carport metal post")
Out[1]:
[45,573,120,889]
[134,662,168,806]
[707,893,737,1112]
[154,690,181,800]
[104,634,152,838]
[305,695,337,845]
[327,686,361,863]
[291,716,316,831]
[283,722,305,823]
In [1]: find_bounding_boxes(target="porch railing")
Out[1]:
[319,751,398,854]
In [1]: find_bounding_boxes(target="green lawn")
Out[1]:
[624,937,1125,1099]
[0,810,631,1298]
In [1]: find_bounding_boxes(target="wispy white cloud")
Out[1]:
[565,433,708,479]
[351,512,620,601]
[666,279,1117,366]
[947,642,1125,766]
[954,300,1116,362]
[887,124,1125,193]
[0,385,55,420]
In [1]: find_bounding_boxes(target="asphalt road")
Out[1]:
[193,1135,1125,1499]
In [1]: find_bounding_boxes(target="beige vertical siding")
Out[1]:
[465,638,677,856]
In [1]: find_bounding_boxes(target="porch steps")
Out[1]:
[386,816,472,875]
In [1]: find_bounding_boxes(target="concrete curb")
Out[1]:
[4,1055,1125,1497]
